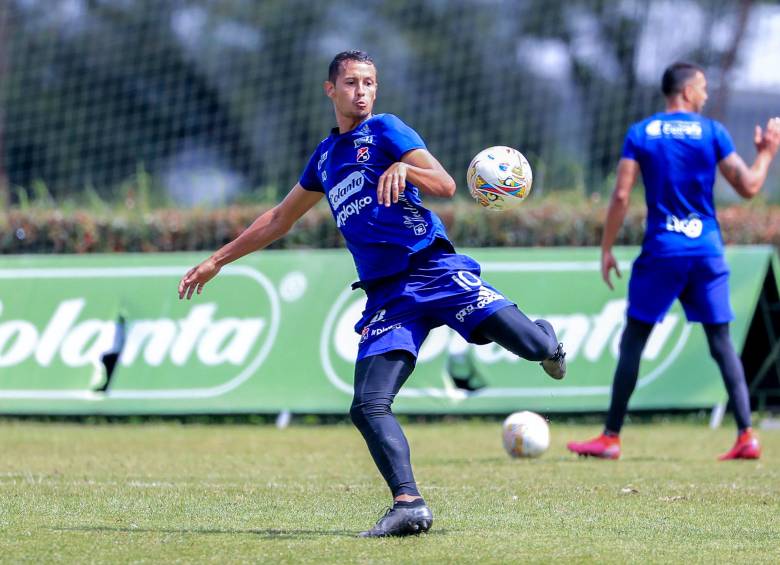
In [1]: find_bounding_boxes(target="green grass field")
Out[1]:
[1,419,779,564]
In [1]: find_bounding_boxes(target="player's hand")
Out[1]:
[755,117,780,157]
[601,249,621,291]
[377,162,408,206]
[178,257,221,300]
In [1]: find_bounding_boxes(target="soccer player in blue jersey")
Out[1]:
[567,62,780,461]
[178,50,566,537]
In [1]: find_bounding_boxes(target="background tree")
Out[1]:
[1,0,777,204]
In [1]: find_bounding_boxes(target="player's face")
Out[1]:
[684,71,708,113]
[325,61,377,123]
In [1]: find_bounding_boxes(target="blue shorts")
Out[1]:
[354,242,514,361]
[627,254,733,324]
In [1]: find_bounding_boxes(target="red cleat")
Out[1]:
[567,433,621,459]
[718,429,761,461]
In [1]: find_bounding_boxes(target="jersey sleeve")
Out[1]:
[620,125,640,161]
[298,147,324,193]
[712,120,736,162]
[380,114,427,160]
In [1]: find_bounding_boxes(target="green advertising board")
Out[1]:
[0,246,775,415]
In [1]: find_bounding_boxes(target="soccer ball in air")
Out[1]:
[466,146,533,211]
[502,411,550,458]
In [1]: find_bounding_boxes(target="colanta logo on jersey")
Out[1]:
[328,171,372,228]
[666,213,703,238]
[328,171,364,209]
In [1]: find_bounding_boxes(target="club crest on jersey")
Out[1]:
[353,135,375,148]
[356,146,370,163]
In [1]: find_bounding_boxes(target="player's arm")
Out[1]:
[718,117,780,199]
[178,184,323,299]
[376,148,456,206]
[601,158,640,290]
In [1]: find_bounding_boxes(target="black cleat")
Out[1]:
[540,342,566,380]
[358,504,433,538]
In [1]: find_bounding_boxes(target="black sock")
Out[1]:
[394,498,426,508]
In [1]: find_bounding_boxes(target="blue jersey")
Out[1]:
[299,113,451,281]
[622,111,735,257]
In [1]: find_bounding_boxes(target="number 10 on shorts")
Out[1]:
[452,271,482,291]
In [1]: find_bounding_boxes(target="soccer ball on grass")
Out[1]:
[502,411,550,458]
[466,146,533,211]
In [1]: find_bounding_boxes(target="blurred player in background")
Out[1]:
[568,62,780,461]
[178,50,566,537]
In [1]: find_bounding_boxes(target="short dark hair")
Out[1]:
[661,62,704,97]
[328,50,374,83]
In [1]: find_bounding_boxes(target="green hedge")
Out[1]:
[2,200,779,254]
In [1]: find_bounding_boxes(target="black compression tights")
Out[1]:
[472,305,559,361]
[350,306,559,498]
[351,350,420,498]
[703,323,752,431]
[605,317,752,434]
